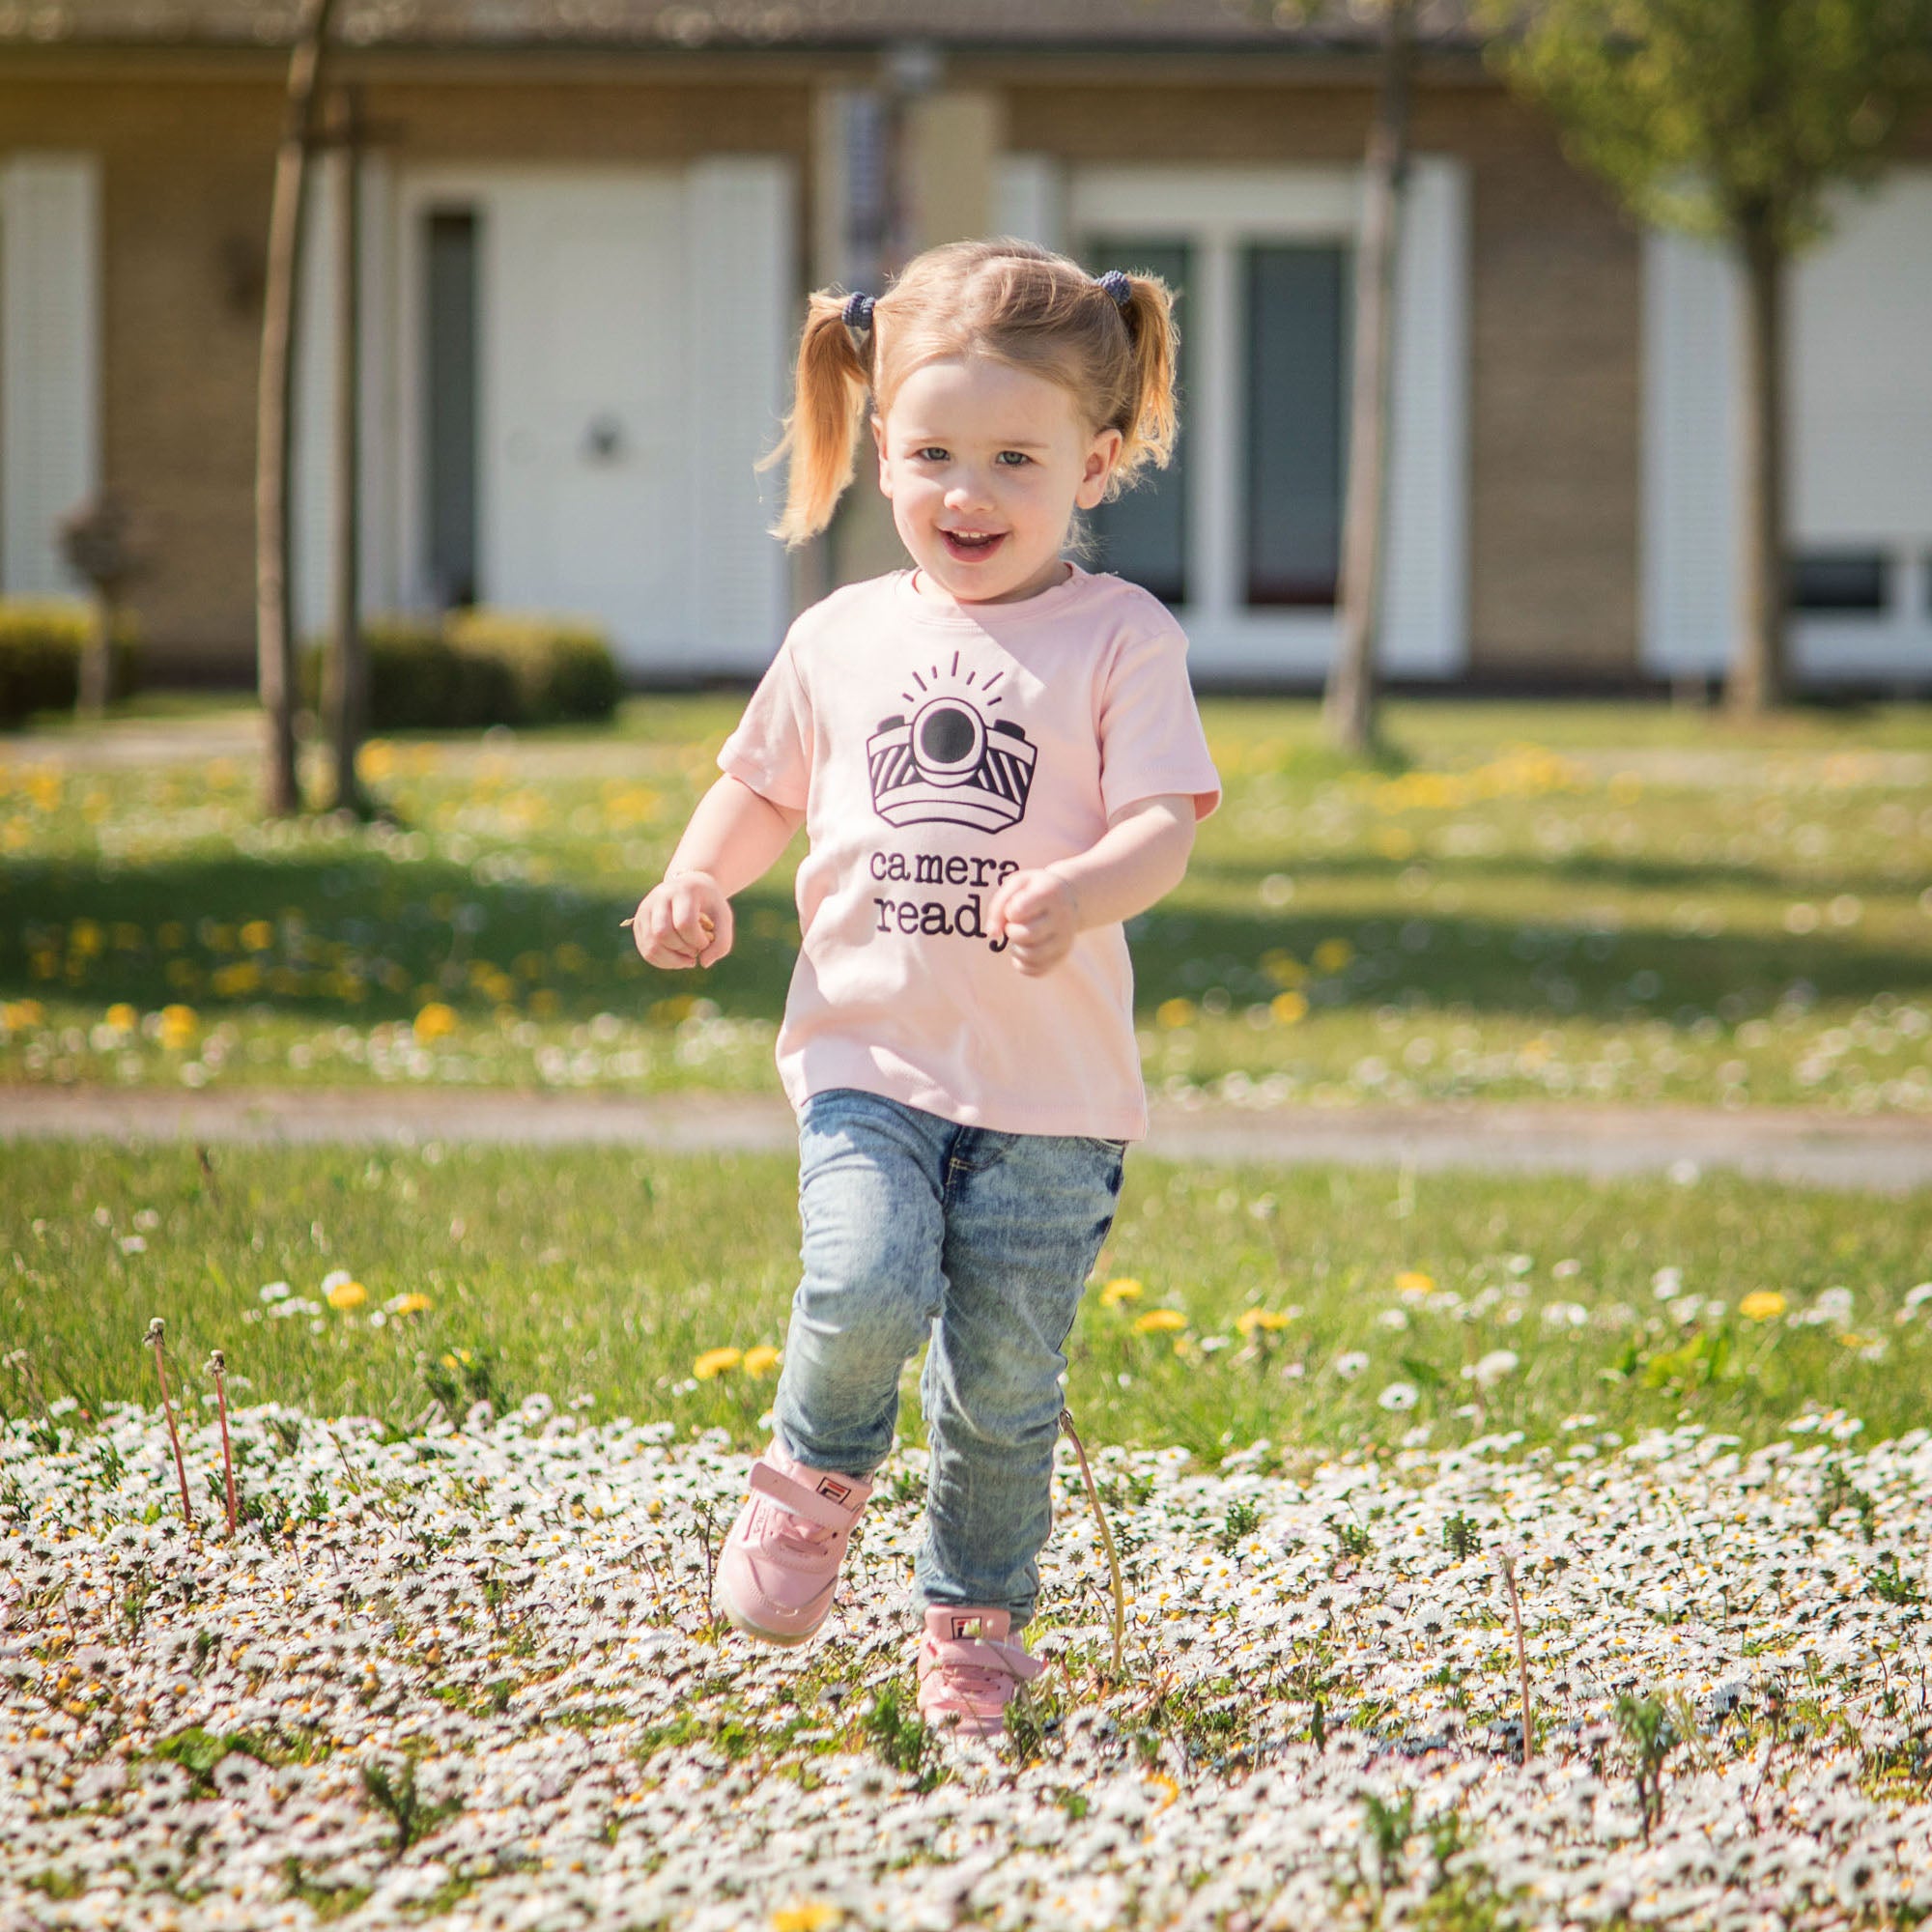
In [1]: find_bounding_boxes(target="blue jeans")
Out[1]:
[770,1088,1125,1630]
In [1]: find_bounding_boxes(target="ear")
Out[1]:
[871,413,893,498]
[1074,426,1124,512]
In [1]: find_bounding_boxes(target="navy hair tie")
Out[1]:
[1096,269,1132,309]
[842,291,876,333]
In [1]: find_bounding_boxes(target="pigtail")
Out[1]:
[1108,272,1180,496]
[759,290,874,547]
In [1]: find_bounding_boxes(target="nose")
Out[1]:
[944,469,994,514]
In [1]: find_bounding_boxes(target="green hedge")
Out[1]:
[301,612,620,730]
[0,600,141,727]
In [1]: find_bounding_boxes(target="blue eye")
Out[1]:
[994,451,1031,467]
[914,446,949,462]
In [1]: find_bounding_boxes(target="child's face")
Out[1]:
[873,355,1122,606]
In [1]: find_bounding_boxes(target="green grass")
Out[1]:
[2,696,1928,1108]
[6,1139,1928,1462]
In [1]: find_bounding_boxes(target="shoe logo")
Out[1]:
[950,1614,985,1640]
[867,664,1036,834]
[815,1478,852,1504]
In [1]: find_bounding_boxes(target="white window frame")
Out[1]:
[1049,162,1468,682]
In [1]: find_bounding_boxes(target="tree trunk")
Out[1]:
[1728,215,1788,715]
[76,595,113,719]
[325,89,368,816]
[1323,0,1414,756]
[255,0,339,817]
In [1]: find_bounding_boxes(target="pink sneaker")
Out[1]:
[916,1606,1044,1738]
[714,1442,872,1646]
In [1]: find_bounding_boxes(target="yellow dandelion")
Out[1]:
[693,1347,743,1380]
[157,1004,198,1052]
[1269,990,1309,1025]
[240,920,275,952]
[413,1002,459,1043]
[1260,949,1306,987]
[1099,1278,1145,1307]
[1313,938,1354,975]
[771,1905,841,1932]
[1132,1309,1187,1335]
[1154,997,1195,1031]
[1236,1308,1293,1337]
[1739,1291,1787,1323]
[742,1345,781,1378]
[391,1293,434,1317]
[1395,1270,1436,1296]
[324,1277,368,1312]
[104,1003,138,1035]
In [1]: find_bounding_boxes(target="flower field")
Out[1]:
[3,697,1928,1111]
[10,1399,1932,1930]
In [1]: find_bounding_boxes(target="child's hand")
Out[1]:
[987,868,1079,977]
[633,872,733,969]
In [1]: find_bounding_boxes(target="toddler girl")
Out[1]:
[632,240,1220,1738]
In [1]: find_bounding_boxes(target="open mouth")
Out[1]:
[940,529,1008,563]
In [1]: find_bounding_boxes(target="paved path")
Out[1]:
[4,1084,1929,1191]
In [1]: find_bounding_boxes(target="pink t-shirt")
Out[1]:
[718,564,1222,1141]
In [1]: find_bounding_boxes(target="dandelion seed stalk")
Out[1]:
[145,1318,194,1529]
[1060,1406,1125,1681]
[1498,1548,1534,1764]
[209,1350,238,1537]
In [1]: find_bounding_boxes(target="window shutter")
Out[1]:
[293,166,338,647]
[1382,155,1468,676]
[1641,230,1738,677]
[1,154,101,596]
[685,156,794,673]
[293,156,401,642]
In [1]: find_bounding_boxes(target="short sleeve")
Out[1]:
[1097,621,1222,822]
[718,639,812,811]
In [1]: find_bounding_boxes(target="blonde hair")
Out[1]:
[762,238,1180,548]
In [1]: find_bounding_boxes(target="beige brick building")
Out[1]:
[2,1,1927,690]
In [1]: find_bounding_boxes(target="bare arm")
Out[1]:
[986,794,1197,977]
[633,775,804,970]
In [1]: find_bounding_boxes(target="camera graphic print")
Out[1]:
[866,661,1037,835]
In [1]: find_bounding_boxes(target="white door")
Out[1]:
[483,174,692,659]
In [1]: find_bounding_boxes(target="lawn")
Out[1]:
[8,1139,1928,1463]
[2,696,1928,1111]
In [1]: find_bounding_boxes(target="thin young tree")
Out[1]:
[1491,0,1932,714]
[255,0,340,816]
[1323,0,1418,754]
